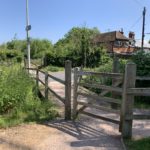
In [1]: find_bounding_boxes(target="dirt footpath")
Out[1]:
[0,118,124,150]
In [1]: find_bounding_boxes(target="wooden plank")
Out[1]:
[77,92,121,105]
[48,74,65,85]
[65,60,72,120]
[36,69,39,95]
[133,114,150,120]
[100,79,122,96]
[77,71,123,79]
[78,101,120,114]
[38,78,45,86]
[79,83,122,93]
[81,111,120,124]
[136,76,150,81]
[26,67,37,71]
[48,87,65,104]
[120,62,136,138]
[73,67,79,119]
[38,70,46,74]
[45,72,49,100]
[127,88,150,96]
[77,106,87,114]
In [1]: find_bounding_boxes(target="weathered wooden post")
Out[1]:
[120,62,136,138]
[111,55,119,109]
[65,60,72,120]
[73,67,78,119]
[45,72,49,100]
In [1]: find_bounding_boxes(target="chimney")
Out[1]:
[120,28,124,34]
[129,32,135,39]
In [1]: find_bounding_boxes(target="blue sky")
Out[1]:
[0,0,150,44]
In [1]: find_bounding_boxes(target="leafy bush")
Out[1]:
[132,51,150,76]
[0,50,23,61]
[131,51,150,106]
[0,65,58,128]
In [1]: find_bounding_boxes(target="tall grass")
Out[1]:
[0,64,58,128]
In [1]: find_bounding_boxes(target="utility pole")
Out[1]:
[141,7,146,50]
[26,0,31,68]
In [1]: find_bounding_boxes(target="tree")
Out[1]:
[30,39,53,59]
[52,26,102,67]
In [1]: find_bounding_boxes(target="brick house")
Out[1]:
[92,31,136,56]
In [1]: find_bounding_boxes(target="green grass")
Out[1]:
[43,65,64,72]
[125,138,150,150]
[134,101,150,109]
[0,63,58,128]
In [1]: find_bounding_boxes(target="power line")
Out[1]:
[133,0,143,8]
[129,15,142,30]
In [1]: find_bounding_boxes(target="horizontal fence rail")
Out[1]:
[77,71,123,79]
[38,78,45,86]
[136,76,150,80]
[78,101,120,114]
[77,92,121,105]
[79,82,123,94]
[80,111,120,124]
[133,114,150,120]
[47,87,65,104]
[48,74,65,85]
[127,88,150,96]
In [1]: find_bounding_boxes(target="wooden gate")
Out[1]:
[72,67,123,124]
[72,63,150,138]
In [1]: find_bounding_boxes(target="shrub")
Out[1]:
[131,51,150,106]
[0,65,58,127]
[0,50,23,61]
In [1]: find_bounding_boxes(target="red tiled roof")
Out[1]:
[93,31,129,43]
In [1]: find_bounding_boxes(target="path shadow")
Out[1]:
[43,119,123,149]
[0,137,32,150]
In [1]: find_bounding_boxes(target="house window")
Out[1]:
[114,41,122,47]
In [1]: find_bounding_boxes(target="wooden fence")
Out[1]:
[73,62,150,138]
[26,60,72,120]
[26,60,150,138]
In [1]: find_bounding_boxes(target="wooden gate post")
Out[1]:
[45,72,49,100]
[112,55,119,109]
[73,67,78,119]
[120,62,136,138]
[65,60,72,120]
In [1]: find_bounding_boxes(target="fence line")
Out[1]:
[26,60,150,139]
[27,60,72,120]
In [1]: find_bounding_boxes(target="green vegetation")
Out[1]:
[0,27,149,110]
[0,49,23,62]
[43,65,64,72]
[44,27,105,68]
[0,64,58,128]
[132,51,150,108]
[125,138,150,150]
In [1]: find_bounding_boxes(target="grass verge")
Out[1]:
[124,137,150,150]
